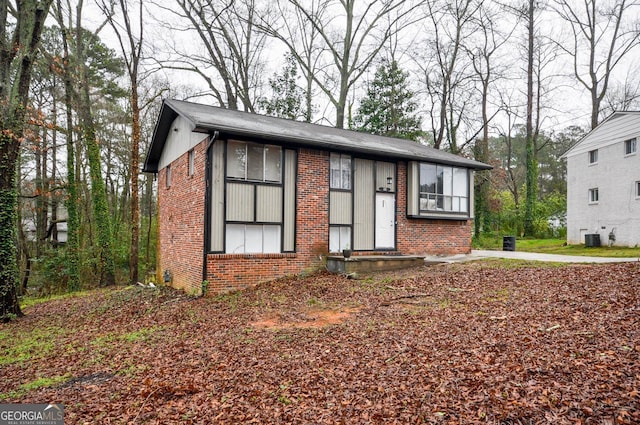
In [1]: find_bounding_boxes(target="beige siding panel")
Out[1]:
[330,191,352,224]
[284,150,296,251]
[354,159,374,250]
[159,116,209,170]
[210,140,225,251]
[256,185,283,222]
[226,182,254,222]
[376,162,396,192]
[407,161,419,216]
[469,171,475,219]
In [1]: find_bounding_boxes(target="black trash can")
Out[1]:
[503,236,516,251]
[585,233,601,247]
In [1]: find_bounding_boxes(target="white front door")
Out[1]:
[375,193,395,249]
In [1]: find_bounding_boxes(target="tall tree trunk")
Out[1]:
[50,102,58,244]
[75,3,115,286]
[130,83,140,285]
[524,0,537,237]
[474,77,490,238]
[56,1,80,291]
[35,128,44,253]
[0,0,53,321]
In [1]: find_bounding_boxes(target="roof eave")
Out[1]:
[144,99,493,172]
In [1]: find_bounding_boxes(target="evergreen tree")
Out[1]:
[259,53,306,121]
[353,59,423,141]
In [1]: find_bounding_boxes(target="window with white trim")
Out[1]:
[589,188,599,203]
[418,163,469,214]
[624,138,637,155]
[225,224,281,254]
[330,153,351,189]
[636,181,640,198]
[329,226,351,253]
[588,149,598,164]
[227,141,281,182]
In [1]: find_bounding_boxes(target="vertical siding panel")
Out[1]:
[376,162,396,192]
[226,183,254,221]
[407,161,419,216]
[469,171,475,219]
[354,159,374,250]
[329,191,352,224]
[256,185,283,222]
[283,150,296,251]
[210,140,225,251]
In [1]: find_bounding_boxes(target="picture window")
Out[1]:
[418,163,468,214]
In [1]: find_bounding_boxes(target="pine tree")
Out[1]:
[353,59,423,141]
[259,53,306,121]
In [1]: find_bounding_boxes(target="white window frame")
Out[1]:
[226,141,282,183]
[418,163,469,215]
[225,224,281,254]
[636,181,640,198]
[624,138,637,156]
[330,153,351,190]
[589,188,599,204]
[588,149,598,164]
[329,226,351,253]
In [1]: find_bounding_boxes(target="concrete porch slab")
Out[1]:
[325,255,430,274]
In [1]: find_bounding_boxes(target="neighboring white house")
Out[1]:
[562,111,640,247]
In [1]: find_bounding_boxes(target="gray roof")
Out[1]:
[560,110,640,159]
[143,99,492,173]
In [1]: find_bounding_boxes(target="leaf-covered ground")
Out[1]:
[1,260,639,424]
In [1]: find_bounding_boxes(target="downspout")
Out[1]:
[203,130,219,294]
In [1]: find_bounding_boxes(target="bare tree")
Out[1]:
[553,0,640,129]
[99,0,145,285]
[256,0,328,122]
[154,0,269,111]
[262,0,422,129]
[416,0,480,151]
[466,2,514,235]
[602,65,640,113]
[523,0,537,237]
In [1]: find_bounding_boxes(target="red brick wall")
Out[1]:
[159,144,472,295]
[395,162,473,255]
[157,140,207,295]
[205,148,329,293]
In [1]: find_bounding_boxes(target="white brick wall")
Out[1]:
[566,132,640,247]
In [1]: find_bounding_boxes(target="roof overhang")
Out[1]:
[143,99,493,173]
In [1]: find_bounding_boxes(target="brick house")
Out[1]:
[143,99,491,294]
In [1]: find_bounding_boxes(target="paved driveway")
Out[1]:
[471,249,639,263]
[424,250,639,264]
